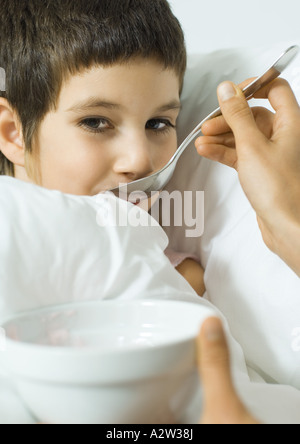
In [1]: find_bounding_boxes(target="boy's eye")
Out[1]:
[146,119,176,132]
[79,118,113,133]
[78,117,176,134]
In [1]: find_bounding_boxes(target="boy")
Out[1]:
[0,0,205,295]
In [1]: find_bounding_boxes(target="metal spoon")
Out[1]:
[110,45,299,203]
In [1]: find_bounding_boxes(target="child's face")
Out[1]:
[34,58,181,196]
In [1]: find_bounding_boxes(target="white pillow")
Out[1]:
[165,42,300,388]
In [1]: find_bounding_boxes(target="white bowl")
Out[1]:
[0,299,214,424]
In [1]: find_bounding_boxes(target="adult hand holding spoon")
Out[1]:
[196,78,300,277]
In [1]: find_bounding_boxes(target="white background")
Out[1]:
[169,0,300,53]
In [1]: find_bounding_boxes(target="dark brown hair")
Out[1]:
[0,0,186,177]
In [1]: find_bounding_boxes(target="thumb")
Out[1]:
[197,318,243,420]
[217,81,263,147]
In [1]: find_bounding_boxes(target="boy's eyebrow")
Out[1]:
[157,101,182,113]
[66,98,182,114]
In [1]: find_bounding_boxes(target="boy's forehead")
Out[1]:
[58,59,181,111]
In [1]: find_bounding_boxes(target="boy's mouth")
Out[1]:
[100,185,144,206]
[131,198,141,206]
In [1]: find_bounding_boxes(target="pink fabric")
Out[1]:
[164,248,200,268]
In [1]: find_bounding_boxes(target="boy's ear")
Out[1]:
[0,98,25,167]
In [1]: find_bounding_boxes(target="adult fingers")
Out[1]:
[201,115,231,136]
[197,318,237,411]
[201,107,273,139]
[198,318,260,424]
[214,82,266,149]
[199,133,236,148]
[196,133,237,168]
[253,78,300,116]
[196,143,238,169]
[201,78,257,137]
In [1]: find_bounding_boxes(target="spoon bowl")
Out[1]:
[110,45,299,203]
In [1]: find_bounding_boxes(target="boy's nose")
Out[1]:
[113,138,154,182]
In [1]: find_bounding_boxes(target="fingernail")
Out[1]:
[218,82,236,101]
[203,318,224,342]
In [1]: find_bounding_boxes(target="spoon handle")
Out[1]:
[173,67,282,164]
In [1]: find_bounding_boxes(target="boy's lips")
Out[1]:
[128,198,141,205]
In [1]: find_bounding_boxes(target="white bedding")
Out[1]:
[0,177,247,424]
[0,173,299,424]
[1,43,300,424]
